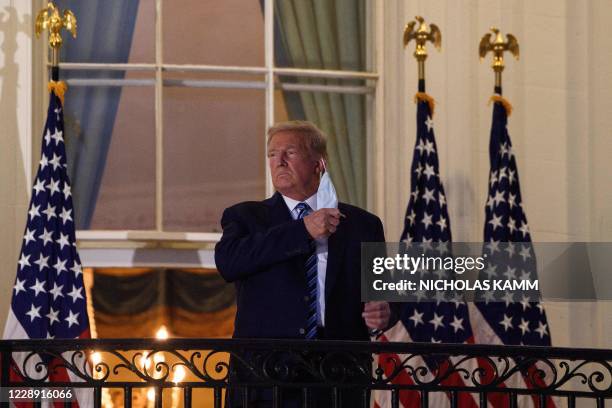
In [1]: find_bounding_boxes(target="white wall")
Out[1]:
[0,0,35,333]
[378,0,612,348]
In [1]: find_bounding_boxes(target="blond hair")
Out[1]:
[267,121,328,161]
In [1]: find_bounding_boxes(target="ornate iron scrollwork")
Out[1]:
[1,339,611,399]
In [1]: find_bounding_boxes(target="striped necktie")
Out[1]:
[295,202,318,339]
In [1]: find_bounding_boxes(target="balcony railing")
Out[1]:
[0,339,611,407]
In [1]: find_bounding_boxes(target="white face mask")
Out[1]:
[316,159,338,209]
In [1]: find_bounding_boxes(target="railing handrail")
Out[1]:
[1,338,611,360]
[2,338,611,407]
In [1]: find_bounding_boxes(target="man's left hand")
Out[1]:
[362,301,391,330]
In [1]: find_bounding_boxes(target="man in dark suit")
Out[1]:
[215,121,394,407]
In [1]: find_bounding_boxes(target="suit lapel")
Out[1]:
[264,191,293,226]
[264,192,305,273]
[325,204,348,301]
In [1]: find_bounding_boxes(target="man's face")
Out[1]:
[268,131,321,200]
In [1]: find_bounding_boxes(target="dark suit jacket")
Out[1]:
[215,192,387,341]
[215,192,395,407]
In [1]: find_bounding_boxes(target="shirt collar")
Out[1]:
[281,193,318,213]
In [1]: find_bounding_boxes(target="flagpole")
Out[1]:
[35,1,77,82]
[403,16,441,93]
[373,16,481,408]
[17,4,95,406]
[479,27,519,94]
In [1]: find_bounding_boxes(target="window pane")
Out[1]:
[163,0,264,66]
[275,79,369,208]
[274,0,367,70]
[57,0,154,63]
[163,75,266,232]
[64,74,156,230]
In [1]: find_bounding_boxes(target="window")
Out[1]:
[55,0,378,240]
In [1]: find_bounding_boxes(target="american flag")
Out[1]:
[3,85,91,407]
[373,84,477,408]
[468,90,555,407]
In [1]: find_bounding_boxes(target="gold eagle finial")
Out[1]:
[403,16,441,61]
[479,27,519,71]
[403,16,441,81]
[35,2,77,50]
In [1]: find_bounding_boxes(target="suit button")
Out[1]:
[299,328,305,335]
[304,296,309,302]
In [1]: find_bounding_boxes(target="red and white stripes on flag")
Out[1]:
[3,84,92,407]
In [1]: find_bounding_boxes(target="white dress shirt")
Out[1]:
[282,194,328,327]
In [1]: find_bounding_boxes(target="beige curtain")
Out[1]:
[275,0,366,207]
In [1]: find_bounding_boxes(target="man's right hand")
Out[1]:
[303,208,344,240]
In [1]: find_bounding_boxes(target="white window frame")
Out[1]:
[38,0,384,266]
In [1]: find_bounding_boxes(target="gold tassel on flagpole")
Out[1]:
[414,92,436,116]
[488,94,513,116]
[47,80,67,105]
